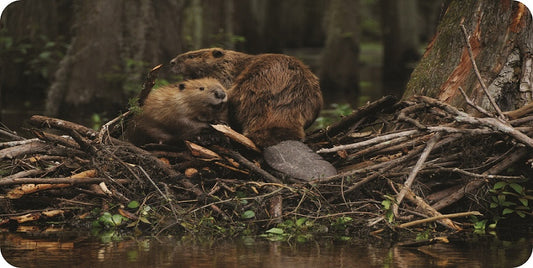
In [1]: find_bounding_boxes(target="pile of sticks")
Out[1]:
[0,90,531,235]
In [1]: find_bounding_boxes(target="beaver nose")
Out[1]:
[214,90,226,100]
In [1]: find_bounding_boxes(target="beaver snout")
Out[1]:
[214,90,226,100]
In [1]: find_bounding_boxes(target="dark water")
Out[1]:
[1,230,531,268]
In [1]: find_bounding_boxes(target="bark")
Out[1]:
[404,0,533,113]
[320,0,360,102]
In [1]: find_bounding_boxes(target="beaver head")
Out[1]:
[176,77,228,111]
[169,48,252,88]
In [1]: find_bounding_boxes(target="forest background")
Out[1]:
[0,0,446,131]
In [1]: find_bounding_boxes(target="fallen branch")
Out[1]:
[397,211,482,229]
[393,132,441,217]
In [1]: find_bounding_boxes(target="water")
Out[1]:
[1,230,531,267]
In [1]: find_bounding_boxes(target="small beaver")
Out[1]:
[170,48,323,148]
[128,77,228,145]
[170,48,336,180]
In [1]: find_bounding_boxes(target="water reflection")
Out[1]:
[1,231,531,268]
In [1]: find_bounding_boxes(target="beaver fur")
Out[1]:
[128,77,228,145]
[170,48,323,148]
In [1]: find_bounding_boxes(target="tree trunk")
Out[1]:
[45,0,188,121]
[404,0,533,113]
[320,0,360,103]
[380,0,420,97]
[0,0,73,111]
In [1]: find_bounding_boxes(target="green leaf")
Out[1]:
[139,216,151,224]
[265,228,284,235]
[519,198,528,207]
[112,214,125,225]
[493,181,507,190]
[516,211,526,218]
[338,236,351,241]
[296,217,307,226]
[501,201,516,207]
[509,183,523,194]
[502,208,514,215]
[382,199,391,210]
[490,202,499,208]
[127,201,140,209]
[241,210,255,219]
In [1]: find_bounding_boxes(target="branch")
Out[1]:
[393,132,441,217]
[397,211,481,229]
[460,24,505,118]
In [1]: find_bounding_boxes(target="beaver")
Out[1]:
[128,77,228,145]
[170,48,336,180]
[170,48,323,148]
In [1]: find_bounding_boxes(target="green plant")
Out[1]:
[381,195,395,223]
[93,212,129,229]
[489,181,532,219]
[312,103,354,130]
[260,217,316,242]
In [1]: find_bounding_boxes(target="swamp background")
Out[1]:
[1,0,533,267]
[0,0,445,128]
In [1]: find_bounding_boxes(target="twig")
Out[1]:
[212,146,282,184]
[317,129,419,154]
[458,87,492,117]
[97,110,132,143]
[0,177,128,186]
[460,24,505,118]
[138,64,163,106]
[398,183,461,230]
[0,128,24,141]
[432,146,528,210]
[397,211,482,229]
[0,138,39,149]
[417,96,533,148]
[393,132,441,217]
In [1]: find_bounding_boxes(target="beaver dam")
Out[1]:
[1,69,532,244]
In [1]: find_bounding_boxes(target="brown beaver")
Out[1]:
[170,48,323,148]
[169,48,336,180]
[128,77,228,145]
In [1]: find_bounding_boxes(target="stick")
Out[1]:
[138,64,163,106]
[460,24,505,118]
[393,132,441,217]
[399,183,461,230]
[432,146,528,210]
[317,129,419,154]
[212,146,282,184]
[458,87,492,117]
[97,110,132,143]
[0,177,128,186]
[417,96,533,148]
[397,211,481,229]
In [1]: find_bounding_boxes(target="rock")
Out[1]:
[263,140,337,181]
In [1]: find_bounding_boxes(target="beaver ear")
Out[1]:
[212,49,224,58]
[178,83,185,90]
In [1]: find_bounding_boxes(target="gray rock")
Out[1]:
[263,140,337,181]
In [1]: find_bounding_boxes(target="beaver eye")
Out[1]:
[199,87,205,91]
[212,50,224,58]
